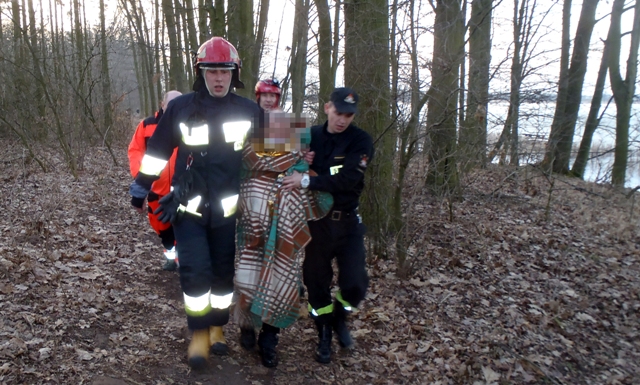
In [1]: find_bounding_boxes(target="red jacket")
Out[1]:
[128,111,177,197]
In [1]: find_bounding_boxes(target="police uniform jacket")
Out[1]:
[308,122,374,211]
[135,88,261,228]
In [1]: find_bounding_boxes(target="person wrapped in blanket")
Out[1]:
[233,111,332,368]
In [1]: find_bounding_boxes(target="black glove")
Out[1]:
[131,196,145,209]
[129,181,150,210]
[154,190,183,224]
[154,170,207,224]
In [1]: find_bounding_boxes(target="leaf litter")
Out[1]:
[0,141,638,384]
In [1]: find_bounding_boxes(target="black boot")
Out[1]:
[333,300,354,349]
[257,324,279,368]
[240,327,256,350]
[314,316,333,364]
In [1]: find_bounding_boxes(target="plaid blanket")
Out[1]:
[234,146,332,329]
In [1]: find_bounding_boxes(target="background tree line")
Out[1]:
[1,0,639,275]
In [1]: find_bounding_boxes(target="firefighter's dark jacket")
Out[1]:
[135,88,261,228]
[308,122,374,211]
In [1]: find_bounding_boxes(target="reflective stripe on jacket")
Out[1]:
[135,89,261,228]
[127,110,177,197]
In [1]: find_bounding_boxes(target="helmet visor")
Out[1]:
[199,63,236,70]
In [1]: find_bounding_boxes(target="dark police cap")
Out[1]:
[330,87,359,114]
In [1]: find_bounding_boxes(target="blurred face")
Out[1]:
[251,112,311,153]
[324,102,355,134]
[259,92,278,111]
[203,68,232,97]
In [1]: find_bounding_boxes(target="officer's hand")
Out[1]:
[130,181,150,214]
[154,191,181,224]
[282,171,302,191]
[303,150,315,165]
[131,197,145,214]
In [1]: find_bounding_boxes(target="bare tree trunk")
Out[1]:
[198,0,210,42]
[26,0,45,117]
[227,1,258,97]
[345,0,392,258]
[212,0,225,37]
[544,0,599,174]
[425,0,463,195]
[50,0,61,85]
[506,0,524,167]
[131,37,145,114]
[122,0,153,113]
[154,0,163,98]
[391,0,432,275]
[253,0,270,80]
[163,0,187,92]
[313,0,334,121]
[12,0,21,60]
[138,4,159,106]
[290,0,310,114]
[183,0,199,51]
[461,0,492,168]
[571,37,611,178]
[177,0,195,87]
[545,0,571,166]
[458,0,467,128]
[100,0,113,144]
[488,0,548,165]
[609,0,640,185]
[332,0,341,83]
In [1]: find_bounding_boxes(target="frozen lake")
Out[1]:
[488,100,640,188]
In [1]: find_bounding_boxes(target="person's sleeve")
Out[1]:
[308,131,374,193]
[134,105,181,191]
[127,120,147,178]
[129,182,148,208]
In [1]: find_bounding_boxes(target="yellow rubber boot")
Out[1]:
[187,329,210,369]
[209,326,229,355]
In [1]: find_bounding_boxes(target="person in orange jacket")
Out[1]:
[128,90,182,271]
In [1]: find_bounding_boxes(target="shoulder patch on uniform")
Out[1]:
[359,154,368,168]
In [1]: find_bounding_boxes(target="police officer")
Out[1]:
[129,37,260,369]
[282,87,373,364]
[128,90,182,271]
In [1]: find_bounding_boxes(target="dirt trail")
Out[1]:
[1,143,639,384]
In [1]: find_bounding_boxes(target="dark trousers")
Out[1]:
[173,217,236,330]
[147,195,175,249]
[303,214,369,312]
[158,227,176,250]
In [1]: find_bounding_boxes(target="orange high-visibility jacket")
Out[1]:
[128,111,178,197]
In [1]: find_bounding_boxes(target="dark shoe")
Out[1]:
[314,318,333,364]
[257,326,279,368]
[209,326,229,355]
[240,327,256,350]
[333,301,354,349]
[162,258,177,271]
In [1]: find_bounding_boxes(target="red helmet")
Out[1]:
[193,37,244,89]
[255,79,281,106]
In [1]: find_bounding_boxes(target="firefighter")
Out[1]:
[255,79,281,112]
[128,90,182,271]
[282,88,373,364]
[129,37,261,370]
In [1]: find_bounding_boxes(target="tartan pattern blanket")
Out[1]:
[234,146,332,329]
